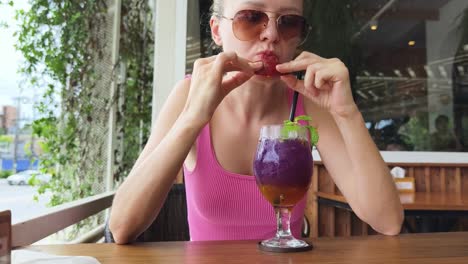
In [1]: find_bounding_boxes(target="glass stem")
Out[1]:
[275,206,292,238]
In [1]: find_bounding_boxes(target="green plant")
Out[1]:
[17,0,108,206]
[114,0,154,182]
[399,113,430,151]
[16,0,154,241]
[0,170,12,179]
[0,135,13,155]
[0,135,13,143]
[282,115,319,146]
[0,1,14,28]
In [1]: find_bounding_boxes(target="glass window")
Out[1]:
[343,0,468,152]
[187,0,468,152]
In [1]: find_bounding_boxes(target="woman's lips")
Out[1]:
[254,52,283,77]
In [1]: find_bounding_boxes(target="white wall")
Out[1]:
[152,0,187,126]
[426,0,468,132]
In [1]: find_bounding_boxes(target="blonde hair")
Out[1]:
[210,0,224,16]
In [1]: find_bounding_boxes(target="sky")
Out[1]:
[0,0,34,119]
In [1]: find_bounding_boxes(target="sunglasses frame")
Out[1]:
[216,9,312,46]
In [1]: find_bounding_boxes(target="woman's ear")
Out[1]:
[210,16,223,46]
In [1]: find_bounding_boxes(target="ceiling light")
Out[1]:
[408,40,416,46]
[356,90,369,100]
[457,66,465,76]
[394,69,402,77]
[407,67,416,78]
[370,20,378,31]
[424,66,434,78]
[438,65,447,78]
[368,90,379,100]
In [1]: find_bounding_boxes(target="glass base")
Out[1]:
[258,236,313,252]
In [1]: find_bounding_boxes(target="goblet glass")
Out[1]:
[253,124,313,251]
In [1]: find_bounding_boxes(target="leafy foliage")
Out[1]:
[15,0,154,240]
[0,170,12,179]
[0,1,14,28]
[0,135,13,143]
[16,0,109,207]
[282,115,319,146]
[114,0,154,182]
[399,113,430,151]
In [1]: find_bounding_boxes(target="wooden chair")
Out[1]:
[105,184,190,242]
[0,210,11,261]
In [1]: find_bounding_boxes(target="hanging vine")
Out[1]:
[114,0,154,183]
[0,1,14,28]
[15,0,154,240]
[16,0,108,205]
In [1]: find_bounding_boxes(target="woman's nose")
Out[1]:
[259,17,280,43]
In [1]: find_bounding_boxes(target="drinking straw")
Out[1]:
[289,91,299,122]
[289,72,304,121]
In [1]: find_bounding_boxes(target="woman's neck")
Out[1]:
[222,77,288,124]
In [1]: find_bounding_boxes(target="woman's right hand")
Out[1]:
[182,51,262,126]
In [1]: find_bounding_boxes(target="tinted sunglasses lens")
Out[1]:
[278,15,307,42]
[232,10,268,41]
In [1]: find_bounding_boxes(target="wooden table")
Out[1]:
[21,232,468,263]
[317,191,468,216]
[317,191,468,233]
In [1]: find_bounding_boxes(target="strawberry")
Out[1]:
[255,53,282,77]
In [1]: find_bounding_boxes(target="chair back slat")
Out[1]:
[0,210,11,261]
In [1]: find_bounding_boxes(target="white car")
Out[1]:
[7,170,52,186]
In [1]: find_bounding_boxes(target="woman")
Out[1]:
[109,0,403,244]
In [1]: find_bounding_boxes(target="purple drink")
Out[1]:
[254,137,313,207]
[253,123,317,250]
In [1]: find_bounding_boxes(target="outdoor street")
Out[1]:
[0,179,51,223]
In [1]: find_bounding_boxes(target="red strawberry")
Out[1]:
[255,52,282,77]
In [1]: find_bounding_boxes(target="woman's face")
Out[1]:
[211,0,304,66]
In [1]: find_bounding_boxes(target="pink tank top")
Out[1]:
[183,89,308,241]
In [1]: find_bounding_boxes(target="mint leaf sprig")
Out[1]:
[282,115,319,146]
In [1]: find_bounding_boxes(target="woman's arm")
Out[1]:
[311,103,403,235]
[278,52,403,235]
[109,53,261,244]
[109,79,200,244]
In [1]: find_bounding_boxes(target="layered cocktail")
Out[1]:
[253,120,317,251]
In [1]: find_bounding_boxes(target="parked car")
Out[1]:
[7,170,52,186]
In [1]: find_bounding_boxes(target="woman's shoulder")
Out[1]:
[176,76,191,93]
[165,77,191,108]
[150,77,191,134]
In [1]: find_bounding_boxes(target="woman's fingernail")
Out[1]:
[250,61,263,69]
[276,63,285,69]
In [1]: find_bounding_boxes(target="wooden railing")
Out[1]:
[12,191,115,247]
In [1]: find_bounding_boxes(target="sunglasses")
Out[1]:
[217,9,311,45]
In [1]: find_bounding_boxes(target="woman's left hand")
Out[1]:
[277,51,357,118]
